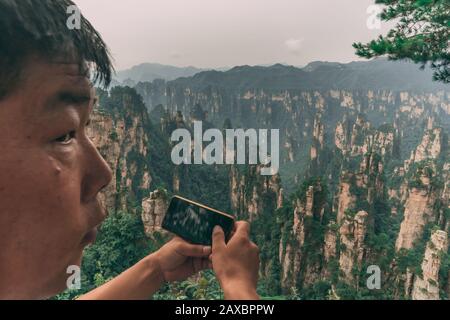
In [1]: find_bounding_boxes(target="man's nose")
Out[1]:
[80,137,113,203]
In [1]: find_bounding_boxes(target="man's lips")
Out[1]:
[81,198,107,246]
[81,227,98,246]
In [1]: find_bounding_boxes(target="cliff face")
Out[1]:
[279,180,328,290]
[87,87,176,215]
[86,110,121,211]
[334,114,395,159]
[90,64,449,299]
[275,93,447,297]
[160,87,444,191]
[389,123,449,299]
[309,114,325,174]
[336,176,357,224]
[395,172,438,251]
[331,114,394,228]
[141,189,170,236]
[339,211,369,284]
[87,108,152,213]
[322,225,338,279]
[412,128,444,162]
[412,230,448,300]
[230,165,283,221]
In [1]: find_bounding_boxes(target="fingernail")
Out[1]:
[203,246,212,255]
[213,225,222,233]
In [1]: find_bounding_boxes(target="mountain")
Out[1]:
[114,63,206,85]
[81,58,450,300]
[115,59,443,92]
[167,59,446,92]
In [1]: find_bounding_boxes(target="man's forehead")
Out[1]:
[17,57,96,115]
[24,54,91,85]
[31,66,93,106]
[47,61,91,85]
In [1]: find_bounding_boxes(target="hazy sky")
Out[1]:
[73,0,391,70]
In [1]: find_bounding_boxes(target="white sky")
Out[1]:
[73,0,391,70]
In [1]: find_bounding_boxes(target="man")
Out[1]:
[0,0,260,300]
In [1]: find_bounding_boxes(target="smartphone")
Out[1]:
[162,195,235,246]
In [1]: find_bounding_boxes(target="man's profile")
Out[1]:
[0,0,260,300]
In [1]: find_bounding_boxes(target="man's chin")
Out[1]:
[50,251,84,299]
[41,269,80,299]
[42,229,98,299]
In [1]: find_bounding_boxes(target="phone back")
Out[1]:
[162,196,235,246]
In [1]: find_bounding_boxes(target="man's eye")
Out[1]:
[55,131,76,144]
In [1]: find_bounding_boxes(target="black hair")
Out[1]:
[0,0,113,99]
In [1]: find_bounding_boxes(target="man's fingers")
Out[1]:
[212,225,226,251]
[234,221,250,238]
[177,241,211,258]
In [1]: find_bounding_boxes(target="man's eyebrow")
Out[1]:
[45,90,95,111]
[58,91,93,104]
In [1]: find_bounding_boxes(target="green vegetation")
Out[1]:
[154,271,224,300]
[83,80,450,301]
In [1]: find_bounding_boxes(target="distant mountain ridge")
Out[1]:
[115,63,207,85]
[168,59,447,92]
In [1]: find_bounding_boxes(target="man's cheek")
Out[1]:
[44,171,84,226]
[21,160,84,234]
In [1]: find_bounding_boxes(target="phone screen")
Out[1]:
[162,196,235,245]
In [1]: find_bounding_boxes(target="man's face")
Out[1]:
[0,56,113,299]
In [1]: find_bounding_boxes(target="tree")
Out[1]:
[353,0,449,83]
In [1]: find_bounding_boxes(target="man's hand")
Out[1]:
[78,237,211,300]
[211,221,260,300]
[151,237,212,282]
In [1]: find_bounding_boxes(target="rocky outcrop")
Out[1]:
[230,165,283,221]
[141,189,170,236]
[334,114,395,159]
[411,128,444,162]
[280,180,327,289]
[323,225,338,262]
[349,115,372,156]
[412,230,449,300]
[311,115,324,160]
[339,211,369,284]
[322,223,338,279]
[335,121,348,152]
[87,88,157,214]
[395,166,439,251]
[392,125,447,244]
[86,110,121,211]
[309,114,325,175]
[335,152,384,224]
[336,177,357,224]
